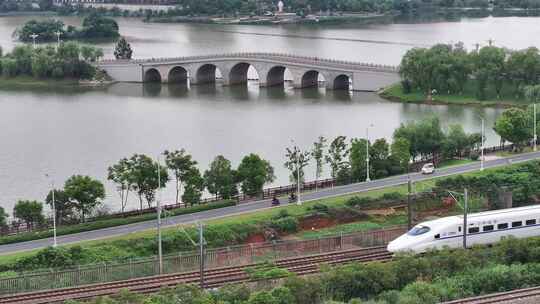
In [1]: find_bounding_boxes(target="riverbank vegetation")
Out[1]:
[383,43,540,106]
[0,42,101,80]
[56,234,540,304]
[14,13,119,42]
[4,159,540,275]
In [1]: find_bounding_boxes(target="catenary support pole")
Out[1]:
[463,188,468,249]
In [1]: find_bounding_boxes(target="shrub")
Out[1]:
[381,192,405,201]
[269,216,299,233]
[307,203,330,214]
[346,196,373,207]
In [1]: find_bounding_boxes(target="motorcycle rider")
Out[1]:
[289,192,297,203]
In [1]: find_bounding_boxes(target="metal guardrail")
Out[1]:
[0,226,406,295]
[97,52,400,72]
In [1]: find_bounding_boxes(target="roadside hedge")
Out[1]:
[0,200,236,246]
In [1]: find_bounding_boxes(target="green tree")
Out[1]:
[442,124,477,159]
[164,149,197,205]
[284,144,311,184]
[270,287,296,304]
[182,167,205,206]
[0,206,8,227]
[394,117,444,159]
[108,157,133,213]
[472,46,506,99]
[13,200,44,229]
[64,175,105,222]
[80,13,120,39]
[494,108,530,149]
[236,154,275,196]
[204,155,237,199]
[247,291,278,304]
[390,137,411,172]
[370,138,390,178]
[80,45,104,62]
[11,45,33,75]
[311,136,327,185]
[349,138,368,182]
[45,189,74,225]
[325,136,349,178]
[129,154,169,209]
[114,36,133,60]
[506,47,540,92]
[15,19,65,42]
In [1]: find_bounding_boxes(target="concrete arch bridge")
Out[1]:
[97,52,400,91]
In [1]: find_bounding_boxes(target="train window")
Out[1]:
[526,219,536,225]
[468,227,480,234]
[407,225,430,236]
[483,225,494,231]
[512,221,522,228]
[498,223,508,229]
[458,226,462,232]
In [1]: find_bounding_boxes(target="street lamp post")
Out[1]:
[291,139,301,206]
[156,157,163,275]
[54,31,61,48]
[45,174,57,248]
[366,124,374,182]
[480,117,485,171]
[30,33,38,48]
[534,103,537,152]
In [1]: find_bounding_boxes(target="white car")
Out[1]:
[421,163,435,174]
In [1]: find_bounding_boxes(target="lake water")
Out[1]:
[1,15,534,214]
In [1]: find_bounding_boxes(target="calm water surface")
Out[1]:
[1,15,531,213]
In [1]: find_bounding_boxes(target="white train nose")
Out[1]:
[387,240,401,253]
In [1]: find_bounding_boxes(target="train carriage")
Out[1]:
[387,205,540,253]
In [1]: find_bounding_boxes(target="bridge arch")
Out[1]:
[196,64,222,84]
[229,62,259,85]
[144,68,162,83]
[332,74,351,90]
[168,66,189,84]
[266,65,289,87]
[301,70,325,88]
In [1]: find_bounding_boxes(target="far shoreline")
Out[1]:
[378,83,529,108]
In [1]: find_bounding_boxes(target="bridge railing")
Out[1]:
[98,52,400,72]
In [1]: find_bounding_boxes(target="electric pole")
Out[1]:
[463,188,468,249]
[407,178,413,230]
[199,222,205,288]
[157,158,163,275]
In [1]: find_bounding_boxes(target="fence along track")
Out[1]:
[443,286,540,304]
[0,227,405,295]
[0,246,392,304]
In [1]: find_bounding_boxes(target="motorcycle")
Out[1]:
[289,193,297,203]
[271,197,280,206]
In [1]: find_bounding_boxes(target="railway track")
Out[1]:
[0,246,392,304]
[443,286,540,304]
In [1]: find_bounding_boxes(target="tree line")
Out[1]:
[14,13,120,43]
[400,43,540,100]
[0,116,484,229]
[0,42,102,80]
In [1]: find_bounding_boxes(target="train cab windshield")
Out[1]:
[407,225,431,236]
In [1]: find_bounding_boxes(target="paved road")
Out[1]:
[2,151,540,255]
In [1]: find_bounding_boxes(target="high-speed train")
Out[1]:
[387,205,540,253]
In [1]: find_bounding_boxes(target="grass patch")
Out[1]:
[0,200,236,246]
[295,215,407,240]
[438,158,476,168]
[0,76,80,88]
[380,81,530,107]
